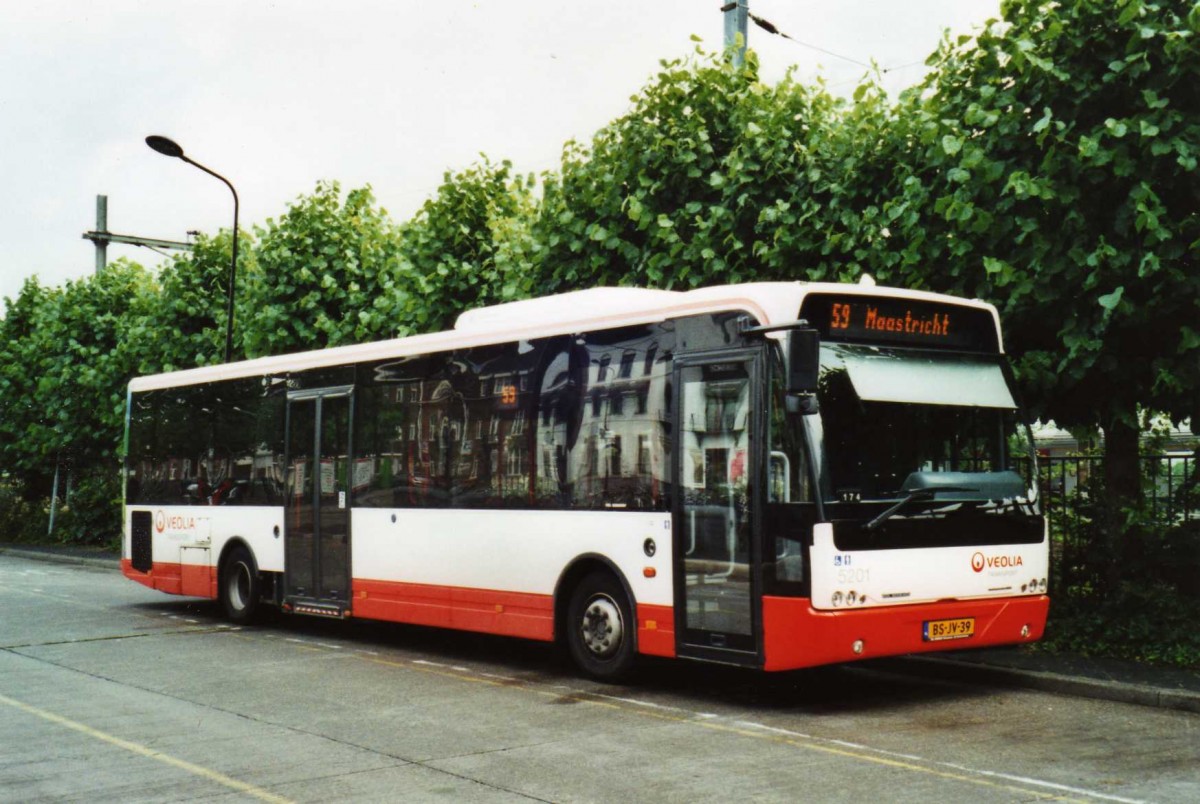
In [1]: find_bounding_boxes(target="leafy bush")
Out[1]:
[47,469,122,549]
[0,472,121,548]
[0,478,45,543]
[1039,582,1200,669]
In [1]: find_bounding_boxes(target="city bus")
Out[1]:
[122,280,1049,679]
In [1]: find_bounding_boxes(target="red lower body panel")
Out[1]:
[122,559,217,600]
[351,580,679,656]
[352,578,555,641]
[636,603,676,658]
[761,595,1050,671]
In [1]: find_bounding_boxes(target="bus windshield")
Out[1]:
[813,344,1038,510]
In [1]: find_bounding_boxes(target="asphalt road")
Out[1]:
[1,553,1197,803]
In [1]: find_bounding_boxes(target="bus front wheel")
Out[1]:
[567,571,635,681]
[220,544,259,624]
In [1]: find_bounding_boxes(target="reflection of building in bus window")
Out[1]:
[349,322,675,513]
[618,351,635,379]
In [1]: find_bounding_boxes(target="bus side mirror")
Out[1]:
[787,329,819,394]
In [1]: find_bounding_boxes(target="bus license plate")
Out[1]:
[923,617,975,641]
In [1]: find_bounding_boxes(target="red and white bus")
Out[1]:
[122,281,1048,678]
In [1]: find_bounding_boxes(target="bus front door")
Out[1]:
[284,387,353,611]
[673,352,762,664]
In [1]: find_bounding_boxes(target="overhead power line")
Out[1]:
[748,12,872,70]
[746,9,928,76]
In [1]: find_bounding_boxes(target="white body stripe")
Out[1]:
[351,508,672,604]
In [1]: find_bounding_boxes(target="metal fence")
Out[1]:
[1038,454,1199,588]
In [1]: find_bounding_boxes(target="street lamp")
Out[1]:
[145,135,240,364]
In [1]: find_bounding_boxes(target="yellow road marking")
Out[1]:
[0,692,293,804]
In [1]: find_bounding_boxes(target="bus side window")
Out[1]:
[541,325,674,512]
[161,385,213,506]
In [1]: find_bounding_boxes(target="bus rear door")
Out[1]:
[284,386,353,615]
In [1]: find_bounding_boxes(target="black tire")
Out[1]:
[566,571,636,681]
[220,544,259,624]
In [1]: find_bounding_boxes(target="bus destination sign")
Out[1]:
[799,293,999,352]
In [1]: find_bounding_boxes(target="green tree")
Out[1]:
[0,277,59,499]
[876,0,1200,502]
[395,159,539,333]
[527,45,935,299]
[240,181,404,357]
[137,229,241,373]
[0,262,157,542]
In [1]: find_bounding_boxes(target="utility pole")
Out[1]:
[722,1,749,68]
[93,195,107,273]
[82,194,193,272]
[57,195,193,536]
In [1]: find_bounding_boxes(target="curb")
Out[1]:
[0,546,120,571]
[879,655,1200,715]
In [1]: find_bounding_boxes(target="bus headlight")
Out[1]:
[846,590,857,605]
[832,591,844,607]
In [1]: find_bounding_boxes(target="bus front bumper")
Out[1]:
[762,594,1050,671]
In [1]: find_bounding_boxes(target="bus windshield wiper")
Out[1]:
[864,486,978,531]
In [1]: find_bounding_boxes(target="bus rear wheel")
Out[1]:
[567,571,635,681]
[220,545,259,624]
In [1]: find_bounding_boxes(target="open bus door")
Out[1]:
[672,350,763,666]
[284,386,353,616]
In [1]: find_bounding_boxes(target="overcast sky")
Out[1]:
[0,0,1000,306]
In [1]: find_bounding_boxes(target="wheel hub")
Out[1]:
[580,595,623,658]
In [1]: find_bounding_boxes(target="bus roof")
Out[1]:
[128,281,1002,393]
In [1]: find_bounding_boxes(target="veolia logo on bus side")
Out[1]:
[972,551,1024,573]
[154,510,198,534]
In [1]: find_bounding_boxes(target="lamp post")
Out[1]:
[145,135,240,364]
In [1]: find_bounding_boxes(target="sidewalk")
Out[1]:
[0,542,120,570]
[3,542,1198,713]
[882,647,1200,715]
